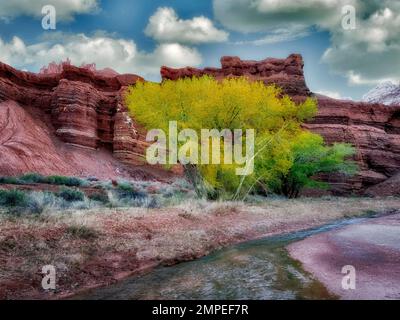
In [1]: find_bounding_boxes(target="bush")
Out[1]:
[19,173,46,184]
[0,177,20,184]
[0,189,27,207]
[58,187,85,202]
[1,174,87,189]
[25,192,59,215]
[88,192,109,203]
[46,176,85,187]
[117,182,147,200]
[266,132,358,198]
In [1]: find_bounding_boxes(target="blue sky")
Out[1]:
[1,0,399,100]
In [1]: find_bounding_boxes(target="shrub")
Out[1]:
[19,173,46,184]
[265,132,358,198]
[0,189,27,207]
[46,176,85,187]
[25,192,59,215]
[0,177,20,184]
[58,187,85,202]
[88,192,109,203]
[117,182,147,200]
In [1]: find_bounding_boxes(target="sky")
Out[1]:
[0,0,399,100]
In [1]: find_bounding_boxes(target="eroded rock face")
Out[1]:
[0,61,150,176]
[305,96,400,195]
[161,54,311,99]
[162,55,400,195]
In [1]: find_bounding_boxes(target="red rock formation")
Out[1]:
[305,96,400,195]
[161,54,311,99]
[0,61,171,180]
[162,55,400,195]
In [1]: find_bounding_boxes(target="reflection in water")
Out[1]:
[77,217,368,300]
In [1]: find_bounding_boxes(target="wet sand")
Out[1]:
[287,213,400,299]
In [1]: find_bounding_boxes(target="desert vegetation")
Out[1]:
[126,76,357,199]
[0,174,196,216]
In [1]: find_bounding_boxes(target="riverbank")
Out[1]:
[288,212,400,299]
[1,197,399,299]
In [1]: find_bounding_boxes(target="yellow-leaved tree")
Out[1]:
[126,76,355,199]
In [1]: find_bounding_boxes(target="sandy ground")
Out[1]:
[0,197,399,300]
[287,212,400,300]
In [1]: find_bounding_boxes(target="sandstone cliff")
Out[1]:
[0,61,170,180]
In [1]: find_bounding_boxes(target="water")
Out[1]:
[76,216,370,300]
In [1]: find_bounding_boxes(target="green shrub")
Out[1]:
[19,173,46,184]
[46,176,85,187]
[117,182,147,200]
[266,132,358,198]
[0,177,20,184]
[0,189,27,207]
[88,192,109,203]
[58,187,85,202]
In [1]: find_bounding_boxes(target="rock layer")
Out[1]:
[161,54,310,99]
[162,56,400,195]
[0,61,174,180]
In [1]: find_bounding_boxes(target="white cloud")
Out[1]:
[213,0,400,85]
[315,90,342,99]
[234,27,310,46]
[213,0,355,33]
[145,7,228,44]
[0,33,202,78]
[322,6,400,85]
[315,90,352,100]
[0,0,99,21]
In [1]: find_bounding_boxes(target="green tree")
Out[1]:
[265,132,358,198]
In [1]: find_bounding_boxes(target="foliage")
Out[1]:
[116,182,147,200]
[0,177,20,184]
[58,187,85,202]
[19,173,47,184]
[126,76,319,199]
[46,175,85,187]
[2,173,86,187]
[88,192,109,203]
[264,132,358,198]
[0,189,27,207]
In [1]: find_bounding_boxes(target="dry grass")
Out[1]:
[0,197,399,299]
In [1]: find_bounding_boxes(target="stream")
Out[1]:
[76,215,373,300]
